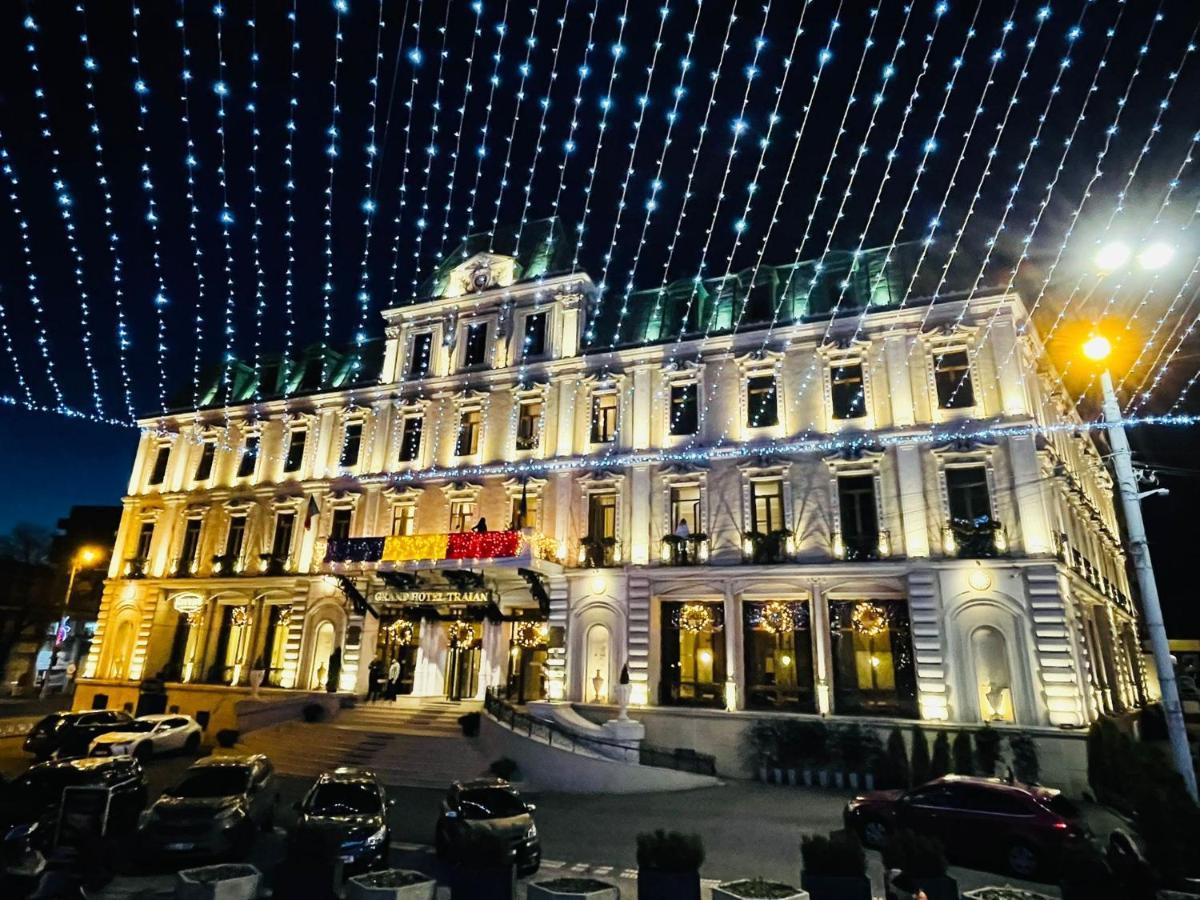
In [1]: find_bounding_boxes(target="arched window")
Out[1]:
[106,616,136,680]
[971,626,1015,722]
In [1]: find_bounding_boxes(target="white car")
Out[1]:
[88,714,203,760]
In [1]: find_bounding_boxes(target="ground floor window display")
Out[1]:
[744,601,815,713]
[660,602,726,708]
[829,599,918,719]
[506,619,549,703]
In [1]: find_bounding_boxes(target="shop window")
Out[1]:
[934,349,975,408]
[283,430,306,473]
[746,375,778,427]
[164,612,192,682]
[506,619,549,703]
[398,416,423,462]
[669,383,699,435]
[408,332,434,379]
[391,505,415,536]
[237,436,259,478]
[511,493,539,529]
[147,445,171,486]
[516,400,542,451]
[340,423,363,468]
[522,312,547,358]
[830,363,866,420]
[455,409,481,456]
[449,499,476,533]
[838,474,879,560]
[659,602,725,708]
[744,602,815,712]
[329,508,352,542]
[194,442,216,482]
[829,599,918,718]
[590,393,618,444]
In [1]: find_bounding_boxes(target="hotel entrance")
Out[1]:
[378,617,420,696]
[506,620,549,702]
[444,619,482,701]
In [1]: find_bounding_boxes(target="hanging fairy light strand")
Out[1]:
[76,0,136,423]
[461,0,513,242]
[387,0,426,304]
[211,1,239,420]
[21,9,106,417]
[280,0,301,379]
[321,0,350,382]
[247,8,269,404]
[409,1,454,292]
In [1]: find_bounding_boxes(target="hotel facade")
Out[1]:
[76,222,1145,737]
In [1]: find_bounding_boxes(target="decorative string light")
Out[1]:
[677,602,717,634]
[212,2,239,420]
[461,0,513,241]
[409,1,454,292]
[76,1,135,423]
[514,620,548,648]
[387,0,426,304]
[21,9,105,417]
[247,9,268,405]
[280,0,301,378]
[851,602,888,637]
[545,0,602,227]
[321,0,350,382]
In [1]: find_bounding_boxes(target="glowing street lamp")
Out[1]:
[1094,241,1132,272]
[41,545,105,697]
[1093,239,1174,273]
[1137,241,1174,272]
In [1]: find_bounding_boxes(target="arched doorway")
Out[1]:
[309,621,337,690]
[971,626,1015,722]
[585,624,611,703]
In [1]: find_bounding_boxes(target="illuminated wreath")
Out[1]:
[447,620,476,648]
[851,602,888,637]
[185,610,205,628]
[386,620,416,645]
[760,602,797,635]
[678,602,717,634]
[514,621,549,649]
[276,607,292,629]
[231,606,252,628]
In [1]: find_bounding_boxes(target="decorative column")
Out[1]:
[722,586,743,711]
[554,375,579,457]
[884,334,917,427]
[989,318,1026,416]
[626,574,651,706]
[810,581,833,715]
[1008,434,1053,555]
[628,465,652,566]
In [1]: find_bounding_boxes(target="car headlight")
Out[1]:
[525,822,538,840]
[363,825,387,848]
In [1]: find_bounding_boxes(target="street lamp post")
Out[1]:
[1085,335,1198,801]
[40,547,100,699]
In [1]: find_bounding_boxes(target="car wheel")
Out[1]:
[861,817,890,850]
[133,742,153,762]
[1007,841,1040,878]
[184,733,200,754]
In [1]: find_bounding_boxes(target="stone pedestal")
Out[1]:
[600,717,645,746]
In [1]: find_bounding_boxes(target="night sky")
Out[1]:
[1,1,1199,633]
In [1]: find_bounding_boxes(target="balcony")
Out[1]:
[169,556,201,578]
[833,530,889,562]
[659,535,709,566]
[943,519,1007,559]
[323,530,550,569]
[210,554,245,576]
[122,557,147,579]
[741,530,793,565]
[257,554,292,576]
[578,536,620,568]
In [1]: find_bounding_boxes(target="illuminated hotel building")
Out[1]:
[78,220,1144,732]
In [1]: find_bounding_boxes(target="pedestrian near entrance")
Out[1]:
[367,657,382,702]
[387,657,401,701]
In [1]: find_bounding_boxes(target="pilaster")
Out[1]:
[908,571,948,721]
[1026,565,1087,727]
[895,445,930,557]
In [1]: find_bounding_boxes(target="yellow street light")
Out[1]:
[1082,335,1112,362]
[77,546,101,566]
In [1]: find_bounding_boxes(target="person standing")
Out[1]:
[387,656,401,701]
[366,657,382,702]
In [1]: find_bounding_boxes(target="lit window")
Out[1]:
[830,363,866,420]
[934,350,975,409]
[329,508,352,542]
[587,493,617,541]
[516,400,542,451]
[449,499,476,533]
[750,480,785,533]
[746,375,778,427]
[511,493,540,529]
[591,393,618,444]
[669,383,699,435]
[456,409,481,456]
[391,506,415,536]
[670,485,701,533]
[398,417,423,463]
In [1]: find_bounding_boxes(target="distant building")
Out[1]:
[0,558,53,691]
[77,220,1142,738]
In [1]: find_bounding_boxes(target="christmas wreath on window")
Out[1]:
[676,602,721,633]
[514,621,549,649]
[447,620,476,648]
[851,602,889,637]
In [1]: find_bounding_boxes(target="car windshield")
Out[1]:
[307,782,381,816]
[1042,794,1080,819]
[459,789,527,819]
[165,767,250,799]
[30,716,67,736]
[116,721,156,734]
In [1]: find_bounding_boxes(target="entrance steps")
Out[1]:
[237,697,490,788]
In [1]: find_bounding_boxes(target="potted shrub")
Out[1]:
[713,878,809,899]
[347,868,437,900]
[459,711,481,737]
[176,863,261,900]
[1008,733,1039,784]
[528,876,620,899]
[974,726,1002,777]
[910,725,931,786]
[882,830,958,900]
[451,827,515,900]
[636,829,704,900]
[800,832,870,900]
[489,757,521,781]
[215,729,239,749]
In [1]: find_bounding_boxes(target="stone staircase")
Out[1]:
[238,697,490,788]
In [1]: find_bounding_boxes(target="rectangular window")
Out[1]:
[934,350,975,409]
[511,493,540,529]
[271,512,295,560]
[341,423,363,468]
[237,435,259,478]
[408,332,434,379]
[516,400,542,451]
[838,474,879,558]
[148,445,171,486]
[329,508,352,542]
[462,321,489,368]
[750,480,785,534]
[449,499,476,533]
[660,601,726,708]
[136,521,155,560]
[830,599,918,718]
[669,383,699,435]
[522,312,547,358]
[746,375,779,427]
[946,466,992,526]
[179,518,203,571]
[587,493,617,541]
[455,409,481,456]
[744,602,815,712]
[670,485,701,534]
[194,443,216,482]
[398,416,423,462]
[224,516,246,561]
[391,506,415,536]
[830,363,866,420]
[590,393,618,444]
[283,430,306,473]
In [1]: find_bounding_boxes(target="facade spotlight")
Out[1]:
[1094,241,1132,272]
[1138,242,1174,271]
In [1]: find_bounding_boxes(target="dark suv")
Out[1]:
[435,779,540,876]
[844,775,1088,878]
[24,710,134,760]
[289,768,392,874]
[0,756,148,837]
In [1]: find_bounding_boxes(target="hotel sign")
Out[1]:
[374,589,491,606]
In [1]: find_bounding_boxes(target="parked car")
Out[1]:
[434,778,540,876]
[137,754,276,860]
[844,774,1089,878]
[289,767,392,874]
[88,714,203,760]
[0,756,147,838]
[23,710,134,761]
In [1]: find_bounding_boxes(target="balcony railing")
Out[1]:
[169,556,200,578]
[943,519,1007,559]
[578,537,620,568]
[833,530,890,562]
[210,554,244,576]
[659,535,709,566]
[742,530,793,565]
[257,554,292,576]
[324,530,530,566]
[122,557,147,579]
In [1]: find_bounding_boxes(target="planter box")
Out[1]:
[176,864,261,900]
[637,869,701,900]
[346,868,437,900]
[450,865,514,900]
[714,879,809,900]
[800,873,872,900]
[528,877,620,899]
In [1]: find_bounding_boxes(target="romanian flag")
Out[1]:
[304,495,320,530]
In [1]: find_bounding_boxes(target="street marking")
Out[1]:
[592,866,613,876]
[391,841,430,851]
[541,860,565,868]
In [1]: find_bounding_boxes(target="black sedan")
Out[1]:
[137,755,277,861]
[289,768,392,874]
[0,756,147,838]
[434,778,540,876]
[24,710,134,761]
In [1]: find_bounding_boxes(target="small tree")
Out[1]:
[883,727,910,788]
[1009,732,1040,784]
[910,725,932,786]
[952,731,974,775]
[974,725,1002,776]
[929,731,951,779]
